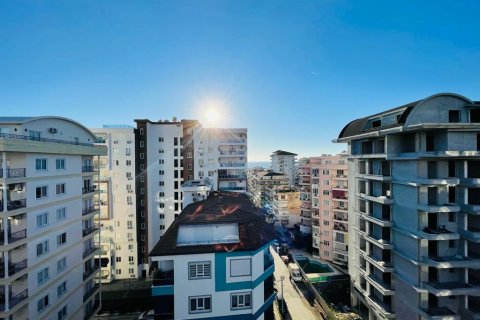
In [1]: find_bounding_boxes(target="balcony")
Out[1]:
[83,246,100,259]
[83,284,100,302]
[82,166,96,173]
[83,225,100,237]
[0,259,28,277]
[153,270,174,286]
[423,255,480,269]
[6,199,26,211]
[0,168,26,179]
[219,187,245,191]
[218,174,246,180]
[366,234,393,249]
[360,193,393,205]
[82,186,97,194]
[418,307,460,320]
[366,295,394,318]
[9,288,28,308]
[83,265,100,280]
[459,226,480,242]
[82,206,99,216]
[366,274,394,295]
[219,151,246,156]
[419,226,460,241]
[0,229,27,245]
[363,214,393,227]
[0,131,95,147]
[418,203,460,213]
[332,174,348,180]
[333,222,348,232]
[365,254,393,272]
[84,301,100,320]
[218,139,246,144]
[423,281,480,296]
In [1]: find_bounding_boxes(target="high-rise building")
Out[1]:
[270,150,297,187]
[336,93,480,320]
[193,127,248,192]
[134,119,247,277]
[270,186,301,227]
[0,116,105,319]
[308,155,349,267]
[246,169,289,208]
[149,192,275,320]
[91,126,139,283]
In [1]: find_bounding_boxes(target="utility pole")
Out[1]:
[280,275,285,315]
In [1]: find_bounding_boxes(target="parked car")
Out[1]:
[138,309,155,320]
[288,263,303,282]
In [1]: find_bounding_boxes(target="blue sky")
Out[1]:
[1,1,480,160]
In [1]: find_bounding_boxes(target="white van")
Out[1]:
[288,263,302,282]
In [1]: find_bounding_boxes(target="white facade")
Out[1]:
[193,127,247,193]
[0,117,105,320]
[270,151,297,187]
[91,127,139,283]
[181,180,213,208]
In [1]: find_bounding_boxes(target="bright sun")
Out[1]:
[206,108,220,125]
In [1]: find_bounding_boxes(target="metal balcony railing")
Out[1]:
[9,289,28,308]
[83,246,100,259]
[83,265,100,280]
[82,206,98,216]
[7,199,26,211]
[83,284,100,302]
[82,186,97,194]
[82,225,99,237]
[82,166,96,173]
[0,132,94,147]
[0,168,26,179]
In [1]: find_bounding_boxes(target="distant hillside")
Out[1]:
[248,161,270,169]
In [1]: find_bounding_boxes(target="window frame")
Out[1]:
[37,294,49,312]
[188,261,212,280]
[36,158,48,171]
[188,295,212,314]
[231,292,252,310]
[55,158,66,170]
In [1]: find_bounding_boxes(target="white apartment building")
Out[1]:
[91,126,138,283]
[193,127,247,193]
[149,192,275,320]
[181,179,213,208]
[336,93,480,320]
[270,150,297,187]
[134,120,246,277]
[0,117,105,320]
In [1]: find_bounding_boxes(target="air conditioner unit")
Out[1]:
[49,128,58,133]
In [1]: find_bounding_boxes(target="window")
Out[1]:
[57,305,67,320]
[449,110,460,123]
[159,137,164,142]
[159,214,165,219]
[56,183,66,195]
[159,159,164,164]
[189,262,211,279]
[159,170,164,175]
[36,212,49,228]
[174,137,178,145]
[57,257,67,273]
[56,159,65,170]
[231,292,251,310]
[37,240,49,256]
[323,190,330,195]
[56,207,66,220]
[57,232,67,246]
[187,164,193,170]
[160,225,165,230]
[322,169,330,175]
[57,281,67,297]
[159,192,164,197]
[36,158,48,171]
[159,149,164,154]
[187,152,192,158]
[322,180,330,186]
[323,200,330,206]
[140,153,144,159]
[126,160,132,166]
[36,186,48,199]
[116,269,122,275]
[116,257,122,262]
[159,203,165,208]
[129,268,135,274]
[323,221,330,226]
[139,128,144,135]
[126,148,131,156]
[159,181,164,186]
[230,258,251,277]
[37,267,49,285]
[37,295,49,312]
[175,203,179,211]
[189,296,211,314]
[139,141,144,147]
[174,149,178,157]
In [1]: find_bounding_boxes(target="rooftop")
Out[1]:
[150,192,275,256]
[271,150,298,156]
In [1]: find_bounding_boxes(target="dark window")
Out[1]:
[448,212,456,222]
[372,119,381,128]
[175,203,179,211]
[174,159,178,168]
[449,240,455,248]
[174,181,178,189]
[477,134,480,151]
[448,186,456,203]
[174,192,178,200]
[174,170,178,179]
[174,137,178,146]
[448,161,456,177]
[449,110,460,123]
[174,149,178,157]
[426,134,435,152]
[470,109,480,123]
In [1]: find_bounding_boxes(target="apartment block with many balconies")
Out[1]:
[91,126,139,283]
[308,154,349,268]
[271,150,297,187]
[0,116,105,320]
[336,93,480,320]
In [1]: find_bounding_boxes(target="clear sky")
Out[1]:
[1,1,480,161]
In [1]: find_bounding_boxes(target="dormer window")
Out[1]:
[449,110,460,123]
[371,119,381,128]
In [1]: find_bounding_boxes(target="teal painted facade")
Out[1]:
[152,284,174,296]
[214,242,274,292]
